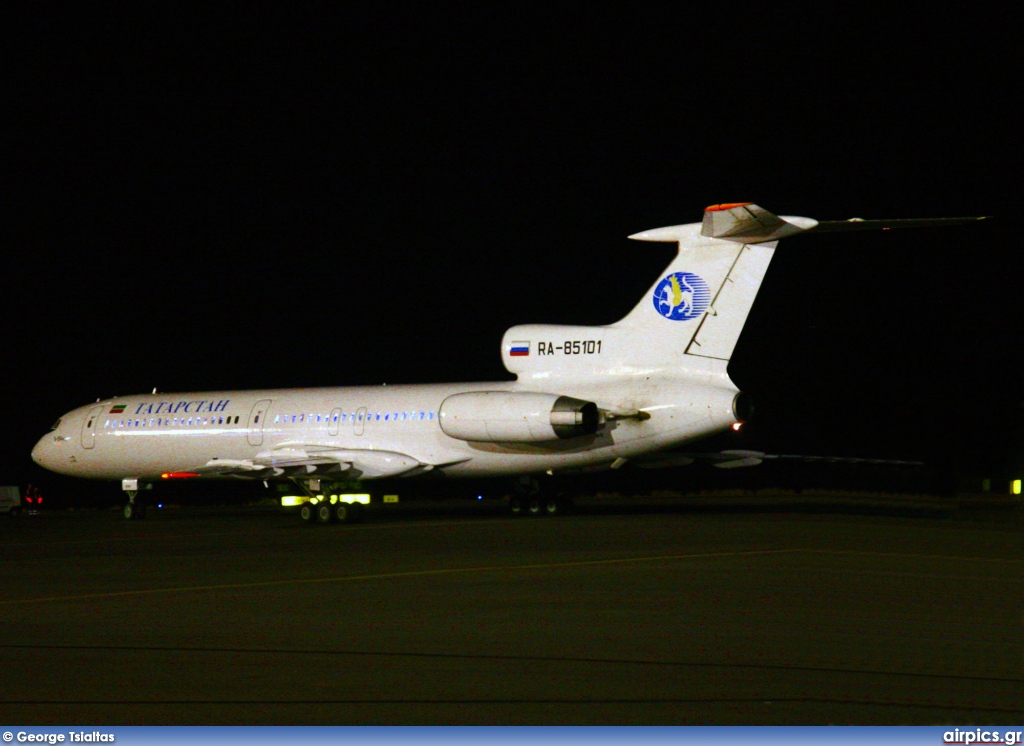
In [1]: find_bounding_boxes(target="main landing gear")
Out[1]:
[298,494,365,525]
[507,476,572,517]
[294,479,366,525]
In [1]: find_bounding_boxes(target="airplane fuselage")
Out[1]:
[33,375,740,482]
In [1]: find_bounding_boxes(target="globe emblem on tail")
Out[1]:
[652,272,711,321]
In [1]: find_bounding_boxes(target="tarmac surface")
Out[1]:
[1,495,1021,724]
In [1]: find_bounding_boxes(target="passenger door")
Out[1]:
[247,399,273,446]
[80,405,105,449]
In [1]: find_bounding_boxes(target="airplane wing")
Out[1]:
[194,445,469,479]
[633,450,923,470]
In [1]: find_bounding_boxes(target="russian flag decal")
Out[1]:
[509,341,530,357]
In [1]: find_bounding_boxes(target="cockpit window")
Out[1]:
[50,418,62,431]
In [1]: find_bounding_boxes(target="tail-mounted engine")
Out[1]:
[440,392,599,443]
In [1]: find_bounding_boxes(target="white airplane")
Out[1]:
[32,203,984,521]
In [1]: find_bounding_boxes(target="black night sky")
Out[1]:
[6,7,1019,495]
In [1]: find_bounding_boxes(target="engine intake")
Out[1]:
[732,391,753,422]
[440,392,599,443]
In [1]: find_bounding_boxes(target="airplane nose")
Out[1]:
[31,436,51,468]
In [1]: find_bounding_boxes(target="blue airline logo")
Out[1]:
[133,399,230,416]
[652,272,710,321]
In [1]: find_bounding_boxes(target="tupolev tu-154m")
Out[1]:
[32,203,985,521]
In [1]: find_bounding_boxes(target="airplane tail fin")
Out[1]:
[503,204,987,380]
[615,203,987,366]
[616,202,796,366]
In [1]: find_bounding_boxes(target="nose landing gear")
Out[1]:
[121,479,150,520]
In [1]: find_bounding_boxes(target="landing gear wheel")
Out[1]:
[315,502,334,524]
[527,496,543,517]
[123,492,145,520]
[334,502,351,523]
[543,497,563,516]
[508,497,524,517]
[299,502,316,523]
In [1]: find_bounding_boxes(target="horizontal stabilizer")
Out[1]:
[628,204,813,244]
[630,205,989,246]
[812,216,988,232]
[700,203,816,243]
